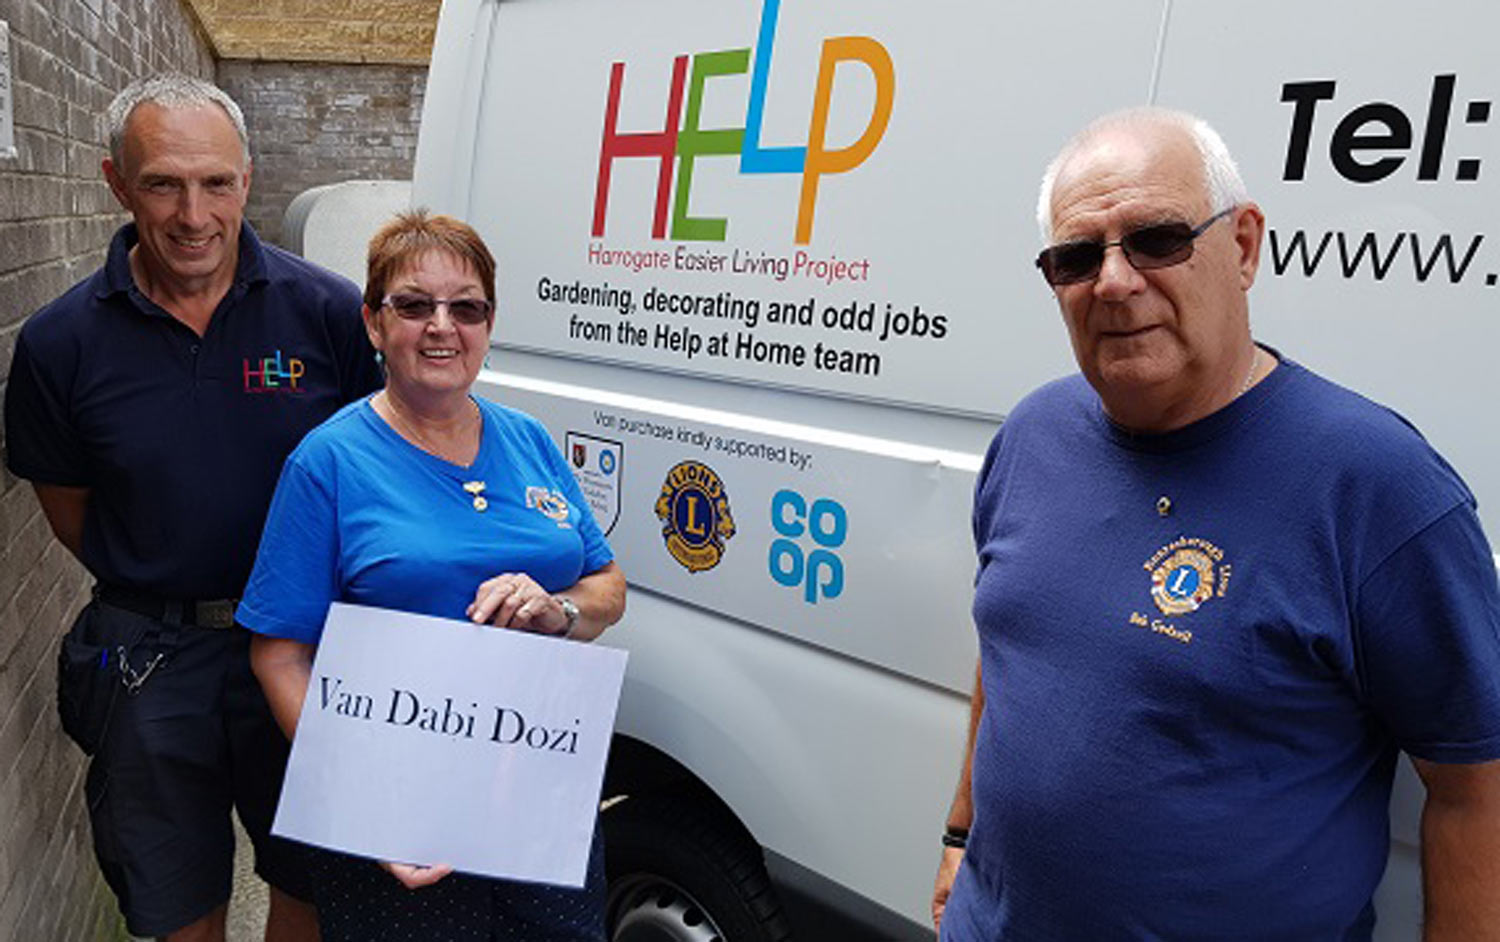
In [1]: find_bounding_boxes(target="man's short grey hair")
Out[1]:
[106,74,250,167]
[1035,107,1249,242]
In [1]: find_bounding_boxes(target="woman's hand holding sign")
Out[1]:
[467,563,625,642]
[468,572,568,634]
[381,860,455,890]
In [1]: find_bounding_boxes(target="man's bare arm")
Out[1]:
[933,660,984,933]
[32,484,88,559]
[1412,756,1500,941]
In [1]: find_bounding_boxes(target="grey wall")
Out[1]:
[0,1,215,938]
[0,5,429,936]
[218,60,425,247]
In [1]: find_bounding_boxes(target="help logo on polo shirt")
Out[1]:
[243,350,306,393]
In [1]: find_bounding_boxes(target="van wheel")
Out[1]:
[604,794,792,942]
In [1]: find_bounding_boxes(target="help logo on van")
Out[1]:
[591,0,894,246]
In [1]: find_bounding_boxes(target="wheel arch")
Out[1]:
[603,732,759,852]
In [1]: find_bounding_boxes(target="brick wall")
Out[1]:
[187,0,439,65]
[0,1,214,939]
[0,4,428,936]
[218,60,425,247]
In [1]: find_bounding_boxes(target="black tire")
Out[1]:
[604,793,793,942]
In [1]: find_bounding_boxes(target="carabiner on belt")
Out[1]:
[116,646,166,695]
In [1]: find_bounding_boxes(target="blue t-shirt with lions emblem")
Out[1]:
[942,353,1500,940]
[238,396,613,643]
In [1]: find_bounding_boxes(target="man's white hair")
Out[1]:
[1035,107,1249,242]
[106,74,250,167]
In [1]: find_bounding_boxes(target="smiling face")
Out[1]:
[364,250,494,407]
[103,102,250,298]
[1047,123,1264,431]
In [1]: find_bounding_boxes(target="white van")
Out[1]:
[297,1,1499,938]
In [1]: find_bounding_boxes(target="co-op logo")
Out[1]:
[592,0,894,245]
[768,489,845,604]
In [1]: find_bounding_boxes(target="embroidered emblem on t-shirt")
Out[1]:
[525,487,572,527]
[654,460,736,573]
[1143,536,1232,616]
[1128,537,1234,645]
[243,350,305,393]
[1151,548,1216,615]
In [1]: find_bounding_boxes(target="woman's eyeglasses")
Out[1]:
[382,293,494,325]
[1035,207,1235,286]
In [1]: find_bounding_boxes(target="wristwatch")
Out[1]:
[555,596,581,638]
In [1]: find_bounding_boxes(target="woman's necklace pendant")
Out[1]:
[463,480,488,512]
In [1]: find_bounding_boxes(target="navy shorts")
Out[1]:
[79,600,312,937]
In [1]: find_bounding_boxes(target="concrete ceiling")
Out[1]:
[184,0,441,65]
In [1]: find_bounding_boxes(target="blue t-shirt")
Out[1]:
[3,222,382,598]
[943,355,1500,941]
[237,397,614,642]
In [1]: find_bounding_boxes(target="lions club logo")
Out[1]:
[1150,549,1215,615]
[655,461,736,572]
[525,486,571,525]
[1144,536,1230,617]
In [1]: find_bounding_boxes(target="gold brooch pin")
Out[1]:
[463,480,488,512]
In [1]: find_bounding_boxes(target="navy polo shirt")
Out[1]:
[5,222,383,600]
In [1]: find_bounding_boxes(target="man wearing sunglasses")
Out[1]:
[933,108,1500,939]
[4,75,382,941]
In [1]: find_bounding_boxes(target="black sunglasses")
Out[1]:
[382,293,494,325]
[1035,207,1235,286]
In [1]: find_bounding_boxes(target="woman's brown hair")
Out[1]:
[363,209,497,311]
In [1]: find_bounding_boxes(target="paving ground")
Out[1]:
[226,814,269,942]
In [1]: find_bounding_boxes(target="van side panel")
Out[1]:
[407,1,1497,936]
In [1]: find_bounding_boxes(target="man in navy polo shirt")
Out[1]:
[931,108,1500,939]
[4,74,381,941]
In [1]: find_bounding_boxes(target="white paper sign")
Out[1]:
[274,602,628,888]
[0,22,15,160]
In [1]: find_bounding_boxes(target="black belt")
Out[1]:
[95,584,241,629]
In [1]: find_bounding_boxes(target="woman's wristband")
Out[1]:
[941,826,969,849]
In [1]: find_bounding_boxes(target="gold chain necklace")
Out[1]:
[380,394,489,512]
[1156,347,1264,519]
[1236,346,1261,399]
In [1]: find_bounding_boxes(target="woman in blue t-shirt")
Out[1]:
[238,211,626,942]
